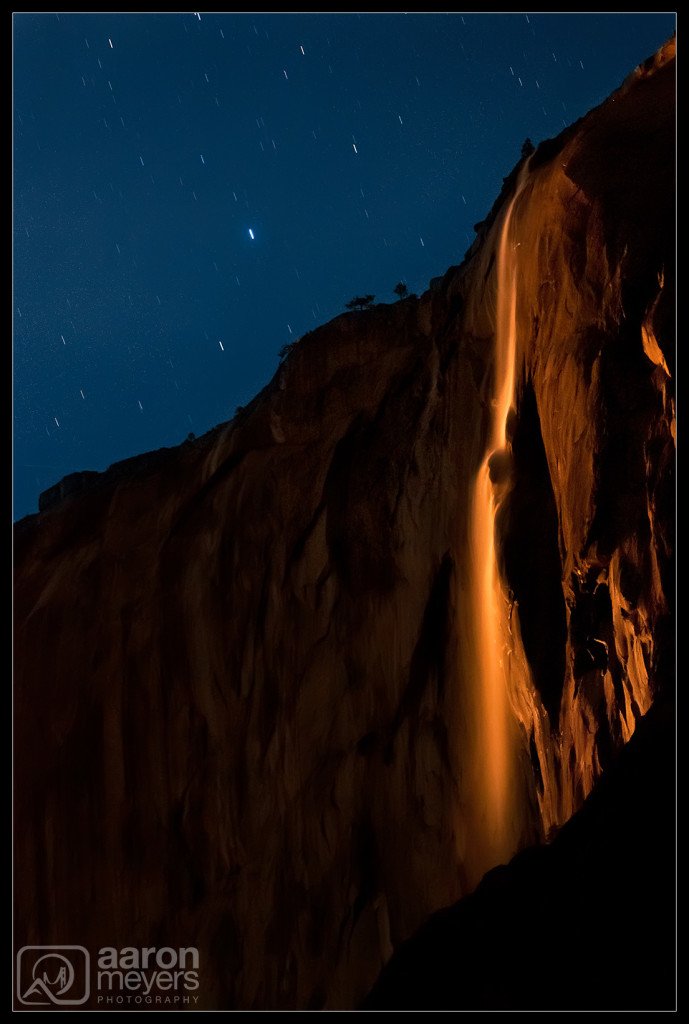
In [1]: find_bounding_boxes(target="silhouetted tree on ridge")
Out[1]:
[345,294,375,311]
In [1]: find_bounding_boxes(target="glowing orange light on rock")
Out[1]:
[463,163,530,872]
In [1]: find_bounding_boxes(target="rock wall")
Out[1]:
[14,40,675,1010]
[363,697,676,1010]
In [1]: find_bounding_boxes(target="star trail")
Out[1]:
[13,12,675,518]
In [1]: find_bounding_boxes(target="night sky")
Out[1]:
[13,12,675,520]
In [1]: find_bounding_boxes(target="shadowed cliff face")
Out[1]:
[14,41,674,1010]
[363,698,676,1010]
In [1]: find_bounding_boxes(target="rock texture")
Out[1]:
[363,697,676,1010]
[14,40,675,1010]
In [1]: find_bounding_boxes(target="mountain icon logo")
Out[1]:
[17,946,90,1006]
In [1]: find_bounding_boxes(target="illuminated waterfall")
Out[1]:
[463,164,531,877]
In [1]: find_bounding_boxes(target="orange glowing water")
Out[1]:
[464,165,530,873]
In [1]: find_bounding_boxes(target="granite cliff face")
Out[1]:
[14,41,675,1010]
[363,697,676,1010]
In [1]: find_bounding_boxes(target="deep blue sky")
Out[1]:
[13,12,675,519]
